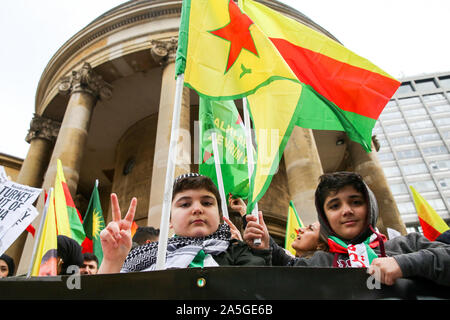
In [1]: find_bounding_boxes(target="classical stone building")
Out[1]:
[9,0,406,275]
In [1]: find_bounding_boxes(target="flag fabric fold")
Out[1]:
[83,181,106,266]
[410,186,449,241]
[285,200,304,256]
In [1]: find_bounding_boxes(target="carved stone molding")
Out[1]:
[25,114,61,144]
[150,38,178,66]
[58,62,113,101]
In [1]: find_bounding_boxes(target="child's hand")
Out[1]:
[223,216,243,241]
[243,211,269,250]
[367,257,403,286]
[99,193,137,273]
[228,194,246,217]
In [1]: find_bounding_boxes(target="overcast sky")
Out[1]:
[1,0,449,160]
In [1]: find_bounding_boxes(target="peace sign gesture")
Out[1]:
[98,193,137,274]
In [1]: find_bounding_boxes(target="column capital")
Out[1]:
[58,62,113,100]
[25,114,61,144]
[150,37,178,66]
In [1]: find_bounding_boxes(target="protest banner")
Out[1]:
[0,205,39,255]
[0,181,42,239]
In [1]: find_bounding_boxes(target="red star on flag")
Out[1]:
[209,0,258,73]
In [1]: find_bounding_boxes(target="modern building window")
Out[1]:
[390,183,409,195]
[397,202,416,214]
[415,79,438,91]
[398,96,421,106]
[403,108,427,118]
[384,122,409,133]
[410,180,437,192]
[380,111,402,120]
[429,159,450,171]
[409,118,433,130]
[386,100,397,108]
[383,165,401,177]
[396,82,415,94]
[438,76,450,88]
[422,144,448,156]
[378,151,395,161]
[427,198,446,210]
[396,148,421,160]
[423,93,446,102]
[428,103,450,114]
[402,162,428,175]
[434,117,450,126]
[438,177,450,188]
[415,132,440,143]
[390,135,415,145]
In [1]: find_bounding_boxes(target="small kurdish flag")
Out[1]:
[285,200,304,256]
[410,186,449,241]
[83,180,106,266]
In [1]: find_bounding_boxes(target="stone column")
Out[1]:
[16,62,112,275]
[283,127,323,226]
[347,138,407,236]
[5,114,60,270]
[148,39,191,228]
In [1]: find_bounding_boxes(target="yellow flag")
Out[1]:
[176,0,298,98]
[31,190,58,276]
[285,200,304,256]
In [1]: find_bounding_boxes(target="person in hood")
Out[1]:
[244,171,450,286]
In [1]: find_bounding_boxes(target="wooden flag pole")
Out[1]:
[243,98,261,246]
[155,74,185,270]
[26,188,53,278]
[211,131,229,219]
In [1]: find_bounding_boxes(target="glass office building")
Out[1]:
[374,72,450,233]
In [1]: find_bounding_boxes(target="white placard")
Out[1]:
[0,181,42,239]
[0,205,39,255]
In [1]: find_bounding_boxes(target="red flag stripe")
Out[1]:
[270,38,400,120]
[419,217,442,241]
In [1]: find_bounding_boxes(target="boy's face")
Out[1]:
[170,188,221,237]
[323,185,368,240]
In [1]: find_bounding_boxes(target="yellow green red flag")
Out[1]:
[55,159,86,246]
[239,0,401,152]
[285,200,304,256]
[410,186,449,241]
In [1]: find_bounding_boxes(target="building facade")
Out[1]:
[375,72,450,233]
[8,0,406,274]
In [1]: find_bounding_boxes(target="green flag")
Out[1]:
[83,181,106,266]
[199,97,251,199]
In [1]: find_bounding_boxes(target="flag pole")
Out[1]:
[155,74,185,270]
[211,131,229,219]
[242,97,261,246]
[26,188,52,278]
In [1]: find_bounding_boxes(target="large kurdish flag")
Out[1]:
[175,0,304,213]
[240,0,401,152]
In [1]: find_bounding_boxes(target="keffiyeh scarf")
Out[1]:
[121,223,231,272]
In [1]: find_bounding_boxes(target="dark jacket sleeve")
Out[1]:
[270,237,295,266]
[388,233,450,286]
[215,240,272,266]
